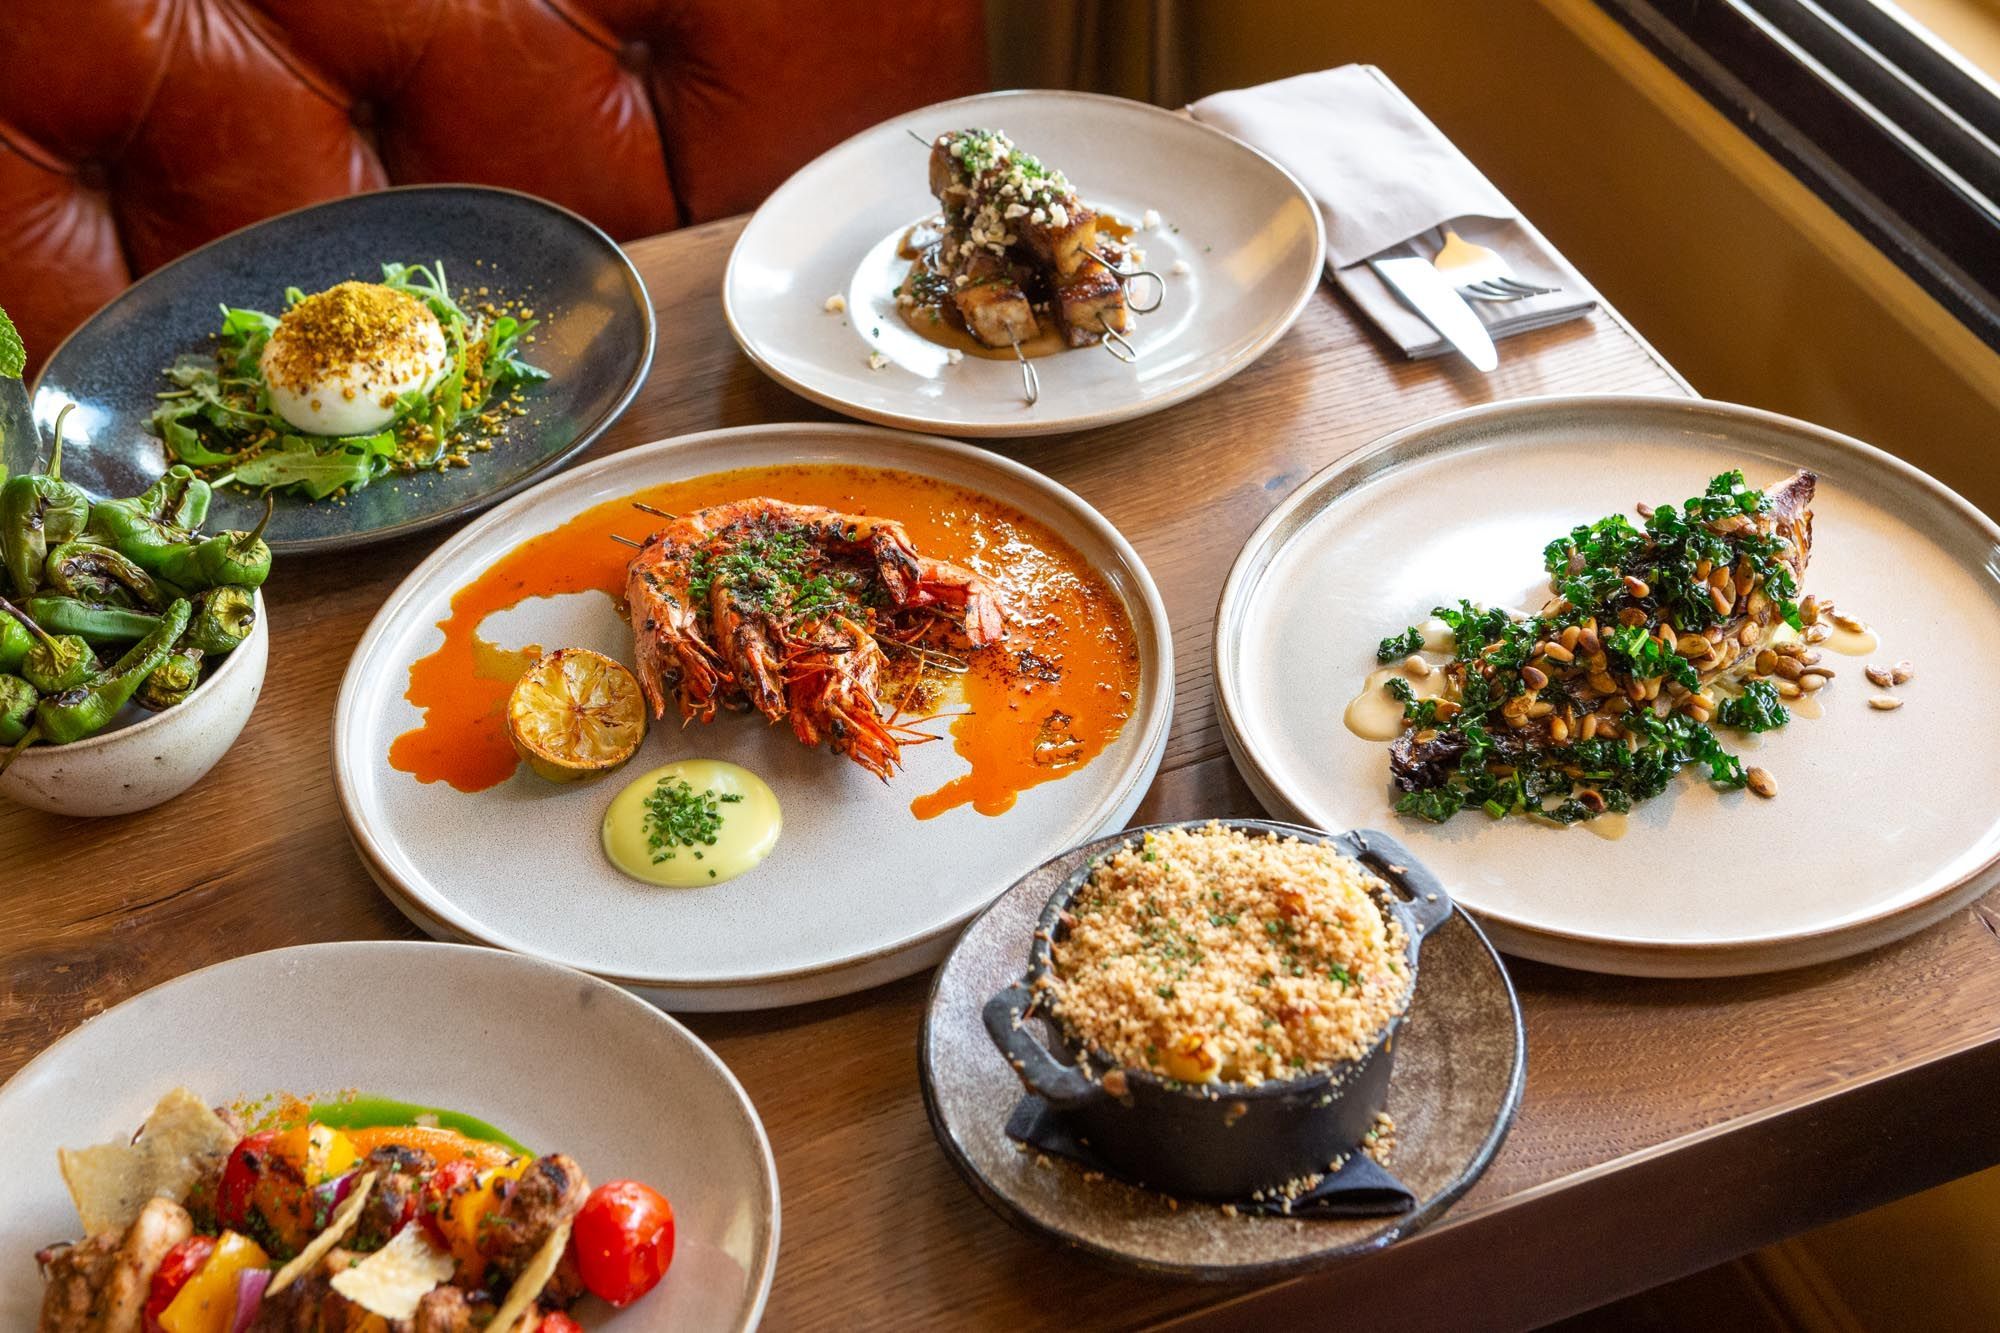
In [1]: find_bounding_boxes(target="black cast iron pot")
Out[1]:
[983,819,1453,1201]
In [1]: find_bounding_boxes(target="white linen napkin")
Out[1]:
[1190,65,1598,358]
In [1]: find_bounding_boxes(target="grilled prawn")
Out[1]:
[623,498,1006,778]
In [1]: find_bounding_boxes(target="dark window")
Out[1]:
[1598,0,2000,351]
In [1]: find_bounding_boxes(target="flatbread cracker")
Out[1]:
[267,1169,378,1295]
[329,1223,458,1319]
[58,1087,238,1236]
[488,1217,572,1333]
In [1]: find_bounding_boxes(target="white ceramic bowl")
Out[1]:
[0,589,267,816]
[0,941,780,1330]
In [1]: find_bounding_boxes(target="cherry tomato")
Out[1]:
[216,1131,281,1231]
[537,1315,584,1333]
[143,1235,215,1333]
[417,1157,480,1248]
[571,1180,675,1307]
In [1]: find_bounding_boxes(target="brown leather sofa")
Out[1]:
[0,0,988,372]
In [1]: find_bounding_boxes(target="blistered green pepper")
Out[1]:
[44,539,180,610]
[8,598,189,756]
[0,674,34,745]
[21,596,161,645]
[136,642,203,711]
[150,498,273,591]
[0,403,89,598]
[85,464,212,564]
[0,609,31,673]
[187,585,255,656]
[1,596,93,693]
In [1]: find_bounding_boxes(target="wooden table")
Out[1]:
[8,216,2000,1331]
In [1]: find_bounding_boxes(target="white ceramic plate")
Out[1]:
[0,942,777,1330]
[335,424,1172,1009]
[722,90,1324,437]
[1215,396,2000,977]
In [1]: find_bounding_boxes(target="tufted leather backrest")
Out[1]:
[0,0,987,372]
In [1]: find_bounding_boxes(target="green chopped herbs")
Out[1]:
[1375,471,1817,826]
[148,261,547,502]
[643,778,744,863]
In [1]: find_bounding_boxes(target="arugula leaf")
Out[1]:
[0,304,24,379]
[224,435,385,500]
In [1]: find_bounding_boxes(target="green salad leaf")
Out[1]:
[0,304,24,379]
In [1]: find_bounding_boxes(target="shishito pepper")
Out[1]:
[146,498,273,592]
[156,1230,270,1333]
[0,608,31,673]
[186,585,255,656]
[43,539,180,610]
[21,595,161,644]
[1,596,94,693]
[136,643,202,710]
[0,674,34,745]
[0,403,89,598]
[6,598,189,758]
[86,465,213,569]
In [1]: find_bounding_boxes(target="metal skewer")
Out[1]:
[1087,247,1165,314]
[632,502,677,519]
[609,533,644,548]
[1010,338,1041,405]
[1097,320,1138,364]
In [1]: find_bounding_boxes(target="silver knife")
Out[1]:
[1369,255,1498,372]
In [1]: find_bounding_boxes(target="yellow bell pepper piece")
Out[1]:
[271,1122,359,1185]
[159,1232,271,1333]
[435,1156,527,1283]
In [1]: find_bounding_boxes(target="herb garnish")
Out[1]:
[1377,471,1811,825]
[643,778,745,863]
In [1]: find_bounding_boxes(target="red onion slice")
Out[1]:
[230,1267,271,1333]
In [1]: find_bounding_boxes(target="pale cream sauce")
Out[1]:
[1344,662,1448,742]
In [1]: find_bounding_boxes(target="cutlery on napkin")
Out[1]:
[1190,65,1598,362]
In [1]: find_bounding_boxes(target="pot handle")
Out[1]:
[1347,828,1454,941]
[982,982,1105,1109]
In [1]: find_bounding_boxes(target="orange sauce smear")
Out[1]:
[389,464,1142,820]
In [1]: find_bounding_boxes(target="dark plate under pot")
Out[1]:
[26,185,654,555]
[922,818,1525,1279]
[984,819,1450,1200]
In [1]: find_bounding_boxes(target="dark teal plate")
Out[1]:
[26,185,654,554]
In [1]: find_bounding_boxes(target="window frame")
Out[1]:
[1597,0,2000,352]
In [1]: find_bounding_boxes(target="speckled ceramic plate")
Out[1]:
[921,825,1524,1279]
[723,90,1324,437]
[334,423,1172,1010]
[0,942,777,1330]
[1215,395,2000,977]
[28,185,654,554]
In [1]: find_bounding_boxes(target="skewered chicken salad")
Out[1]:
[150,263,547,502]
[1367,470,1854,826]
[37,1088,675,1331]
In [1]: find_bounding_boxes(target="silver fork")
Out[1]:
[1428,226,1561,302]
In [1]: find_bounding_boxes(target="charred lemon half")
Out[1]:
[506,648,646,784]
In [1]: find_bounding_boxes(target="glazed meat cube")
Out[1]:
[1015,201,1100,280]
[950,247,1038,349]
[1055,264,1130,347]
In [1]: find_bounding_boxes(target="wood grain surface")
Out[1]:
[7,216,1998,1331]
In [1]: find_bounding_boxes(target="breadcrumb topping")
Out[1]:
[1046,824,1410,1086]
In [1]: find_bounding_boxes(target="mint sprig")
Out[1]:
[0,305,24,380]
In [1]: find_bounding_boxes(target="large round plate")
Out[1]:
[1215,395,2000,977]
[0,942,777,1330]
[921,826,1524,1279]
[723,90,1324,437]
[335,424,1173,1009]
[28,185,654,554]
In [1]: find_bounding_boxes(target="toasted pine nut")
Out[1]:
[1756,649,1780,676]
[1865,665,1893,687]
[1892,660,1915,685]
[1521,664,1549,689]
[1747,767,1777,798]
[1803,623,1831,643]
[1541,642,1575,663]
[1403,654,1431,679]
[1711,586,1734,616]
[1799,672,1826,692]
[1800,594,1820,625]
[1832,612,1867,632]
[1623,574,1650,599]
[1776,680,1803,698]
[1580,714,1599,741]
[1432,700,1461,721]
[1868,695,1903,711]
[1560,624,1582,651]
[1772,657,1804,680]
